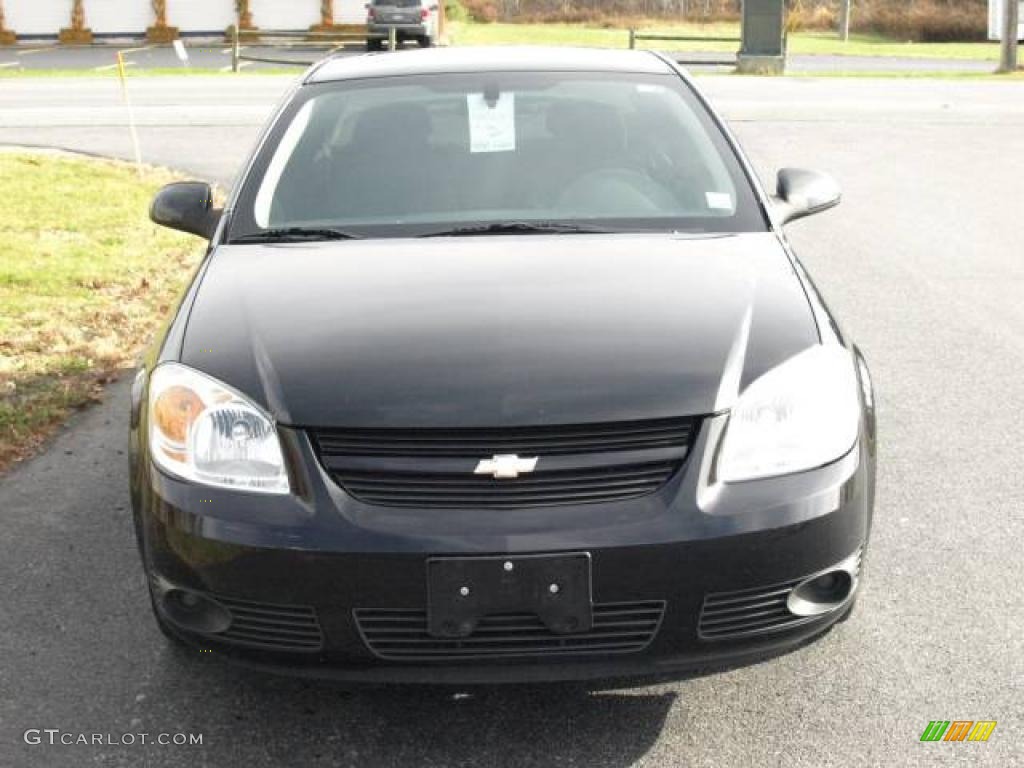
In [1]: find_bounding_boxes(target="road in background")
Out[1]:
[2,76,1022,185]
[0,43,352,73]
[1,75,1022,767]
[0,42,998,73]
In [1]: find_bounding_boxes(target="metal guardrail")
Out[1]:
[228,24,399,72]
[627,28,741,66]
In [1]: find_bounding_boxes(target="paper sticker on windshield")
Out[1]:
[706,192,734,211]
[467,92,516,153]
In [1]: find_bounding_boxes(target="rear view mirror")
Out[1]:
[773,168,841,225]
[150,181,221,240]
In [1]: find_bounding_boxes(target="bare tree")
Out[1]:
[321,0,335,27]
[235,0,254,29]
[152,0,167,26]
[71,0,87,31]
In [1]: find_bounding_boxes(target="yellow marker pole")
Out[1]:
[116,51,143,177]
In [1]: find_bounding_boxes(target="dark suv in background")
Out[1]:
[366,0,438,49]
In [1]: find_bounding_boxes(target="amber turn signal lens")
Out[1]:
[153,385,205,447]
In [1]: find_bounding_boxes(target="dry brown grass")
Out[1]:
[788,0,988,42]
[454,0,988,42]
[0,152,205,474]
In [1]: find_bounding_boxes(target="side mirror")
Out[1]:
[150,181,221,239]
[773,168,841,225]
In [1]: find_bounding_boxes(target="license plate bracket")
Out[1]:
[427,553,592,639]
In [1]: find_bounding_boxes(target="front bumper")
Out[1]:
[133,417,874,683]
[368,22,428,37]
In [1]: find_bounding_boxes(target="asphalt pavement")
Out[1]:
[0,73,1023,767]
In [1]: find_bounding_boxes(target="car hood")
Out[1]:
[180,233,818,427]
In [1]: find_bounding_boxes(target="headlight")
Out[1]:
[147,363,289,494]
[717,345,860,483]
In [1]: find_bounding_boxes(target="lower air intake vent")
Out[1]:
[214,595,324,652]
[355,601,665,661]
[699,549,862,641]
[699,580,811,640]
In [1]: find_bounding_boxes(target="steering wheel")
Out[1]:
[556,167,676,215]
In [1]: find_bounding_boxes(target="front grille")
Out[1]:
[699,550,862,641]
[311,417,697,509]
[315,418,695,458]
[355,601,665,661]
[214,595,324,652]
[337,461,678,509]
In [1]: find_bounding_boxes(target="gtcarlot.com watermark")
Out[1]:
[24,729,202,746]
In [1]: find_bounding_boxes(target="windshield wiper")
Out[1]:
[418,221,616,238]
[232,226,365,243]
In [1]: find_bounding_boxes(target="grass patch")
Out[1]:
[788,31,999,60]
[447,21,1001,61]
[0,153,205,473]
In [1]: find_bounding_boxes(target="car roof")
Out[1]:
[306,46,676,84]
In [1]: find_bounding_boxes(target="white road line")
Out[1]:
[0,61,19,69]
[119,45,153,54]
[16,47,55,56]
[219,61,250,72]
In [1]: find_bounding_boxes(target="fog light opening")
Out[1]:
[160,588,233,634]
[787,569,854,617]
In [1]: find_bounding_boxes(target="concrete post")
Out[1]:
[838,0,851,42]
[998,0,1020,72]
[737,0,786,74]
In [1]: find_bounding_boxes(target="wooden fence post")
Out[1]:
[231,24,240,72]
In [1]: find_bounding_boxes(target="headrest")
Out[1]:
[546,100,626,155]
[350,102,432,150]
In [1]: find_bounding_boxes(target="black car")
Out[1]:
[133,47,876,683]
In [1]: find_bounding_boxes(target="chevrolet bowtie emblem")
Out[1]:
[474,454,538,479]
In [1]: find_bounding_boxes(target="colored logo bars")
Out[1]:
[920,721,997,742]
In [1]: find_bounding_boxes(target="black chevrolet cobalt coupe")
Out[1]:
[132,47,876,682]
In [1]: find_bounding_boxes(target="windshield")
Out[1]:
[231,71,766,240]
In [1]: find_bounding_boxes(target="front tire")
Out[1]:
[366,37,383,52]
[417,35,432,48]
